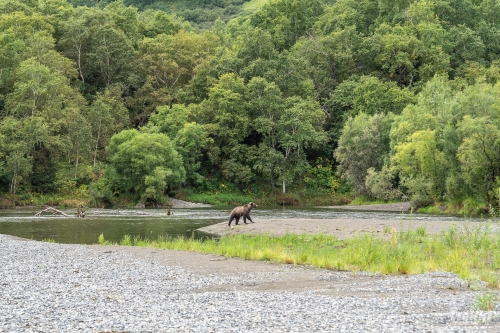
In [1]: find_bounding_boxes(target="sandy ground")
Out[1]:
[198,201,492,238]
[88,244,358,295]
[319,202,412,212]
[88,243,473,298]
[198,217,482,239]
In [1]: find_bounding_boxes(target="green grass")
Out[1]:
[475,293,498,311]
[348,196,400,206]
[416,206,444,214]
[183,193,255,206]
[97,222,500,289]
[182,189,351,207]
[42,238,56,243]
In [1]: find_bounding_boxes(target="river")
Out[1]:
[0,206,490,244]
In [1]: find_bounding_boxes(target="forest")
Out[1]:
[0,0,499,213]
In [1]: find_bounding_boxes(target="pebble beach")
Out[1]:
[1,233,500,332]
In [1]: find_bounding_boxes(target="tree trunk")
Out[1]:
[93,120,102,167]
[9,175,16,194]
[282,180,286,194]
[74,152,79,178]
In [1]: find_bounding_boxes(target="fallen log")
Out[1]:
[35,206,70,217]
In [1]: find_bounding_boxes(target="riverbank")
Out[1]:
[321,201,412,212]
[198,216,494,239]
[1,233,499,332]
[198,200,498,239]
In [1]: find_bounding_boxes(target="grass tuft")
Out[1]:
[475,293,498,311]
[42,238,56,243]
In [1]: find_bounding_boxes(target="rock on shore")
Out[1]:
[168,198,211,208]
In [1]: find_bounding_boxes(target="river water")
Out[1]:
[0,206,491,244]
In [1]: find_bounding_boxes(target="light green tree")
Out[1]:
[392,130,447,203]
[86,85,129,166]
[106,130,186,202]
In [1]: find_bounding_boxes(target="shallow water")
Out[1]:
[0,206,492,244]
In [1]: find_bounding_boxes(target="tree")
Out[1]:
[275,97,327,193]
[103,0,140,44]
[146,104,209,186]
[0,115,55,193]
[449,25,485,74]
[250,0,325,51]
[174,122,209,186]
[67,113,92,178]
[193,73,253,183]
[0,117,32,193]
[3,52,89,191]
[57,9,92,86]
[86,85,129,166]
[106,129,185,202]
[452,82,500,204]
[391,129,447,203]
[0,11,56,100]
[335,112,393,196]
[138,10,187,38]
[457,115,500,205]
[249,77,286,189]
[325,76,415,149]
[137,29,219,105]
[292,26,360,101]
[365,23,422,87]
[89,24,137,87]
[390,76,455,145]
[388,76,459,203]
[314,0,378,36]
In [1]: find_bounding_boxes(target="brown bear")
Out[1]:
[228,202,258,226]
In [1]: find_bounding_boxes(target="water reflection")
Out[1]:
[0,206,493,245]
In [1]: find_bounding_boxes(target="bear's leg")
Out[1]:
[228,214,235,226]
[246,215,254,223]
[235,216,241,225]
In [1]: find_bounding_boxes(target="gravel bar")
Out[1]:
[1,234,500,332]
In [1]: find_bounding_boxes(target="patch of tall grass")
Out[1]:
[183,193,255,206]
[98,223,500,288]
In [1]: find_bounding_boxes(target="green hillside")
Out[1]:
[65,0,267,28]
[1,0,499,213]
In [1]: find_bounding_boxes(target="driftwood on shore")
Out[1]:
[34,206,85,218]
[35,206,70,217]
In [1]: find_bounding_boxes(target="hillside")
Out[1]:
[1,0,499,213]
[65,0,268,28]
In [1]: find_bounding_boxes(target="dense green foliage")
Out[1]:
[66,0,253,29]
[98,223,500,288]
[1,0,499,210]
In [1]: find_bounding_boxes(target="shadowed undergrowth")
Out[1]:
[98,223,500,289]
